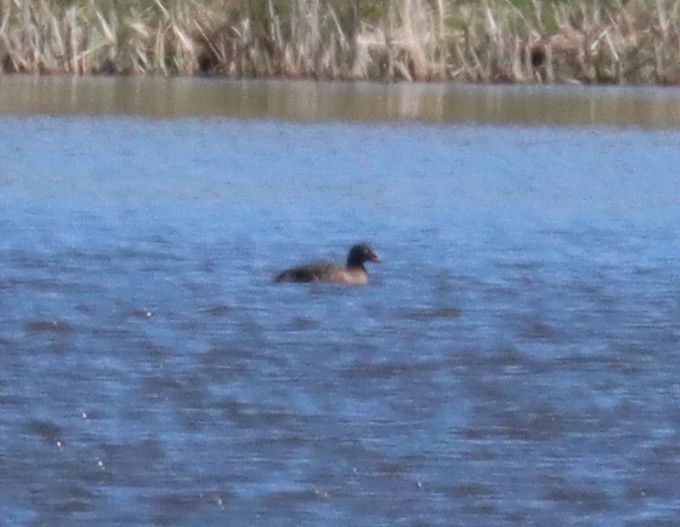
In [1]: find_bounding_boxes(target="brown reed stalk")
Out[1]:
[0,0,679,84]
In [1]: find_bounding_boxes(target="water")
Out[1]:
[1,81,680,526]
[4,76,680,127]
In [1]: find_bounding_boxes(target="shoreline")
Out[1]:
[0,0,679,85]
[3,76,680,129]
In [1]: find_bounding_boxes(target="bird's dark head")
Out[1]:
[347,243,381,268]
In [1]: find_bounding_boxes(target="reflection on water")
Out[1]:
[2,76,680,127]
[1,112,680,525]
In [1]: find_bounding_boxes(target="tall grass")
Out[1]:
[1,0,679,83]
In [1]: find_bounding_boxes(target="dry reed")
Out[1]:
[0,0,679,83]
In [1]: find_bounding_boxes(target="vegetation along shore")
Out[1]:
[1,0,679,84]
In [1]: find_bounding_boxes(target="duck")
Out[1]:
[274,243,381,285]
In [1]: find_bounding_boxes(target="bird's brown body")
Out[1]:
[274,244,380,285]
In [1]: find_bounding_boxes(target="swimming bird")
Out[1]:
[274,243,381,285]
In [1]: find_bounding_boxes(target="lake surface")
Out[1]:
[4,76,680,127]
[1,79,680,526]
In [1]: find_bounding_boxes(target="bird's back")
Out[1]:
[274,261,339,283]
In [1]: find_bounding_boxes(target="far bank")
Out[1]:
[0,0,679,85]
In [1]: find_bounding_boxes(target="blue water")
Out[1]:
[1,117,680,525]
